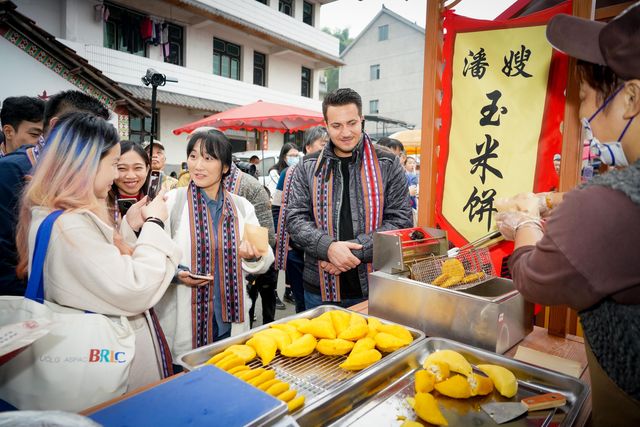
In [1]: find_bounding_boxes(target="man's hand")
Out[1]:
[327,241,362,272]
[320,260,341,275]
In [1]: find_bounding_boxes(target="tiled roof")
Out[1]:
[119,83,236,113]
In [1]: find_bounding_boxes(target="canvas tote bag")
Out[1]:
[0,210,135,411]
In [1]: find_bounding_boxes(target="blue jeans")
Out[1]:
[304,290,366,311]
[286,249,306,313]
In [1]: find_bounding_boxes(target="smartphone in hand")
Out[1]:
[146,170,162,201]
[188,272,214,281]
[117,197,138,217]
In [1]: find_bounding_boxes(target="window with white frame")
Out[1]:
[369,99,379,114]
[213,38,241,80]
[301,67,312,98]
[370,64,380,80]
[378,24,389,41]
[279,0,294,17]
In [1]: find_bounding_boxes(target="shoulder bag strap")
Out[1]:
[24,210,64,303]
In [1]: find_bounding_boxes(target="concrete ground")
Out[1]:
[252,270,296,326]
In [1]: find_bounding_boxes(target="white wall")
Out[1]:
[0,36,79,99]
[61,0,103,45]
[340,12,425,133]
[0,37,124,131]
[13,0,64,37]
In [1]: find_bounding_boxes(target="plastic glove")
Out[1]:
[494,192,541,218]
[495,211,542,241]
[536,192,554,217]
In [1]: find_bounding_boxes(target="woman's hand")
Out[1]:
[495,211,542,241]
[536,192,565,218]
[113,230,134,256]
[176,270,210,287]
[239,240,260,260]
[124,196,148,231]
[141,189,169,222]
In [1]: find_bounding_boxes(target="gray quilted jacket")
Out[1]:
[286,138,413,297]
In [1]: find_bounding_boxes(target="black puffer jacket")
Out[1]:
[286,137,413,298]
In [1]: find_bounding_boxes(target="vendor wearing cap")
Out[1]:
[146,140,178,191]
[495,4,640,426]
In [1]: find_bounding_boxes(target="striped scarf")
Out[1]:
[149,308,174,378]
[312,133,384,301]
[274,165,297,270]
[187,181,243,349]
[223,162,243,195]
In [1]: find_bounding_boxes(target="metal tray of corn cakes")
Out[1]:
[326,337,589,427]
[176,305,425,425]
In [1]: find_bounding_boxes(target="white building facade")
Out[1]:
[339,6,424,139]
[11,0,340,166]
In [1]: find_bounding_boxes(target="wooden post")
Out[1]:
[417,0,445,227]
[547,0,594,337]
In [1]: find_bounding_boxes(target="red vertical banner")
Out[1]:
[436,2,570,275]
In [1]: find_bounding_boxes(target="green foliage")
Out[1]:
[321,27,353,94]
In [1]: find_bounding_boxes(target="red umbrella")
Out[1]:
[172,100,325,135]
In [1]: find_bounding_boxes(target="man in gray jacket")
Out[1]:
[286,88,413,309]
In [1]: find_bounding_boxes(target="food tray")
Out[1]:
[176,305,425,424]
[327,338,589,427]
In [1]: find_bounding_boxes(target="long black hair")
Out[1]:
[272,143,298,174]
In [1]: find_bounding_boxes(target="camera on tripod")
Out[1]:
[233,159,258,178]
[141,68,178,87]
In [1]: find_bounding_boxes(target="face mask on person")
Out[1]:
[581,85,635,167]
[286,155,299,167]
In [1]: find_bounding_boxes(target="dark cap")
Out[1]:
[546,1,640,80]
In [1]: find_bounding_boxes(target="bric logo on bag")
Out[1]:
[89,349,126,363]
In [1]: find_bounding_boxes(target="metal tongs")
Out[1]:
[447,229,503,257]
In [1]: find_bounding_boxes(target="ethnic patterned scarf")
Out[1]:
[312,133,384,301]
[149,308,174,378]
[187,180,243,349]
[223,162,243,195]
[274,165,297,270]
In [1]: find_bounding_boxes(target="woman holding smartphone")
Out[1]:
[109,141,150,216]
[15,112,182,394]
[156,130,273,362]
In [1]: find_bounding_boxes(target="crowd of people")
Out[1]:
[0,4,639,423]
[0,86,413,410]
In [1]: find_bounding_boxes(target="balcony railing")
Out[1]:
[182,0,339,58]
[64,41,322,111]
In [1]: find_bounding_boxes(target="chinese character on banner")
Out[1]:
[262,130,269,150]
[435,3,570,274]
